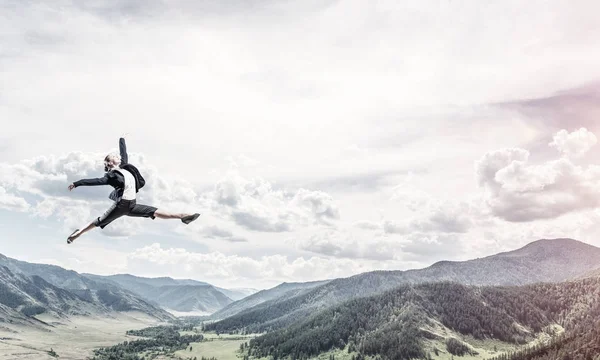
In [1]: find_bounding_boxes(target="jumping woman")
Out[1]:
[66,136,200,244]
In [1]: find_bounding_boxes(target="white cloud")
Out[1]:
[0,151,340,242]
[126,242,391,288]
[231,210,292,233]
[382,203,473,235]
[357,197,476,235]
[208,170,340,232]
[214,174,243,207]
[38,244,130,275]
[0,186,29,212]
[0,151,201,237]
[549,128,597,158]
[399,233,465,261]
[294,229,397,261]
[200,225,248,243]
[390,185,432,212]
[290,189,340,225]
[477,131,600,222]
[32,196,143,237]
[290,225,472,264]
[354,220,381,230]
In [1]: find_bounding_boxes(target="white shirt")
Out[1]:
[108,168,137,201]
[119,168,137,200]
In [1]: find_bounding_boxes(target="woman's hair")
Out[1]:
[104,154,121,170]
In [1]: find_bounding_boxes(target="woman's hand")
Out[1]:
[68,184,76,191]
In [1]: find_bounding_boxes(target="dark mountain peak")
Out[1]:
[429,260,458,268]
[521,237,588,248]
[528,237,592,248]
[498,238,600,259]
[426,239,598,269]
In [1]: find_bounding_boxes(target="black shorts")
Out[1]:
[94,199,157,229]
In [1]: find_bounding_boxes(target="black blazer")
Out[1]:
[73,138,130,193]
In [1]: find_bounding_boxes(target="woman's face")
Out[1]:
[103,155,119,171]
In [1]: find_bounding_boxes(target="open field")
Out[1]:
[0,312,165,360]
[175,339,247,360]
[174,332,256,360]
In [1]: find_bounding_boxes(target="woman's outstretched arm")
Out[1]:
[119,137,128,165]
[69,174,110,190]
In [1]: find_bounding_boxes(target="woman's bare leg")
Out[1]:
[67,222,96,244]
[154,209,190,219]
[154,209,200,224]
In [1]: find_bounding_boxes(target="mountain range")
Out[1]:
[0,264,97,329]
[204,238,600,360]
[248,275,600,360]
[0,253,259,325]
[2,237,600,360]
[207,238,600,334]
[0,256,174,323]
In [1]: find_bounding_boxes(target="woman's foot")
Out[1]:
[181,213,200,225]
[67,229,80,244]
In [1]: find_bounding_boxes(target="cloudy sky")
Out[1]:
[2,0,600,290]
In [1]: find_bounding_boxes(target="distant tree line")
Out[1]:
[92,325,204,360]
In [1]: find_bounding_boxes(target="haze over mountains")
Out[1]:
[83,274,255,301]
[83,273,257,314]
